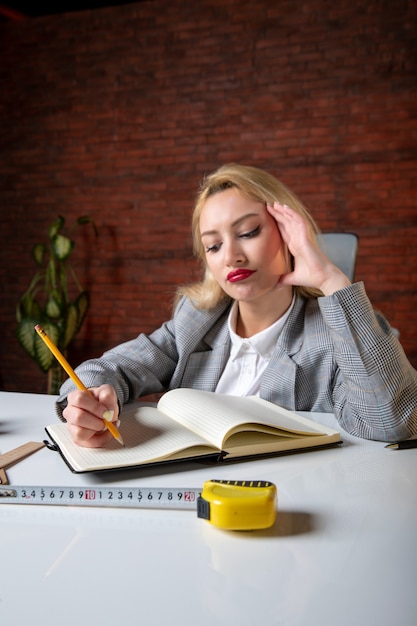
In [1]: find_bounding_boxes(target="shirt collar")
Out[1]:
[227,296,295,361]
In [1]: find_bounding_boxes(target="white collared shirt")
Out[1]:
[215,297,295,397]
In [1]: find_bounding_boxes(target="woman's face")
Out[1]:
[199,188,288,303]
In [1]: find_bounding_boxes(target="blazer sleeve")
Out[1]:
[319,282,417,441]
[56,296,230,418]
[56,302,186,416]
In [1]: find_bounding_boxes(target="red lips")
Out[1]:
[227,269,256,282]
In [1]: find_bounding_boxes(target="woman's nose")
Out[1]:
[224,239,246,265]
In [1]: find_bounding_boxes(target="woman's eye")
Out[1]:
[205,243,221,253]
[240,225,260,239]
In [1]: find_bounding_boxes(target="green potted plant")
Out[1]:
[16,215,98,394]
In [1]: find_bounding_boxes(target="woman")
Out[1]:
[58,164,417,446]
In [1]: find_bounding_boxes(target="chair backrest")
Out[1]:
[317,233,400,337]
[318,233,359,282]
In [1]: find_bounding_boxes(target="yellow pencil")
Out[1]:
[35,324,124,446]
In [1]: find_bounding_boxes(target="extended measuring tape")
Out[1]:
[0,479,277,530]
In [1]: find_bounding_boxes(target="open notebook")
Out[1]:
[46,388,341,473]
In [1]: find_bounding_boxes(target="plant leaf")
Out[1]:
[52,234,74,261]
[46,256,56,290]
[32,244,45,267]
[16,293,42,321]
[63,303,79,348]
[48,216,65,239]
[33,322,60,372]
[45,294,62,318]
[16,318,38,359]
[59,261,68,299]
[75,291,89,333]
[77,215,99,237]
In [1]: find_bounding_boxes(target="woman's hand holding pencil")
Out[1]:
[35,325,124,448]
[62,385,123,448]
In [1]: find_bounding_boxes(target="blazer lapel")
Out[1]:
[260,295,305,409]
[175,299,232,391]
[180,322,232,391]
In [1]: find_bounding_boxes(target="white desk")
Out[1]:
[0,391,416,626]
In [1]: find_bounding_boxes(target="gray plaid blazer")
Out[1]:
[59,282,417,442]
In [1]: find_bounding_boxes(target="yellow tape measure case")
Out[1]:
[197,480,277,530]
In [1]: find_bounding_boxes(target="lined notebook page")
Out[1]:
[47,405,216,472]
[158,389,325,449]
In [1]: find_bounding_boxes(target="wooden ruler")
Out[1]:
[0,441,46,485]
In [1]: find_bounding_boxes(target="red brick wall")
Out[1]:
[1,0,416,393]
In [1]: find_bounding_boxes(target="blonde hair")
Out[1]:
[177,163,323,309]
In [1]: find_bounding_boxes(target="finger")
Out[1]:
[63,401,107,435]
[95,384,119,421]
[66,423,113,448]
[266,202,295,218]
[66,386,118,423]
[266,203,298,238]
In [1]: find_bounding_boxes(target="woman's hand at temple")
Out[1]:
[267,202,351,295]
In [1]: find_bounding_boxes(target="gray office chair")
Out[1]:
[318,232,359,282]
